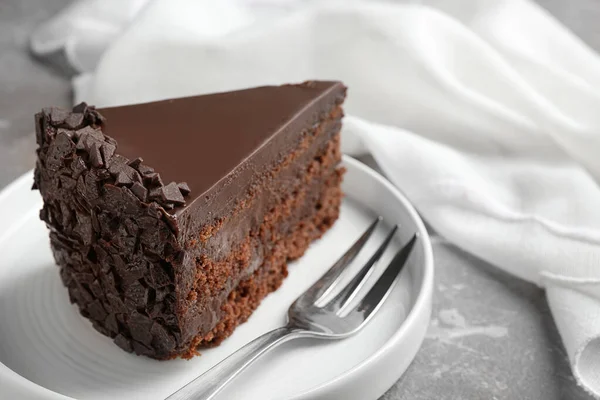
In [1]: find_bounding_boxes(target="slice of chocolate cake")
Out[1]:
[33,81,346,359]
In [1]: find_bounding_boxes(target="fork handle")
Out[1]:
[166,326,301,400]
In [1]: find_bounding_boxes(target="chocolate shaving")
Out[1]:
[130,182,148,202]
[149,263,172,288]
[132,341,154,356]
[128,157,143,169]
[76,127,101,149]
[115,171,133,187]
[72,102,88,114]
[56,128,73,139]
[144,172,163,188]
[161,182,185,205]
[87,299,108,321]
[96,169,111,181]
[71,156,87,178]
[151,322,176,353]
[109,154,141,186]
[137,164,154,175]
[125,281,149,310]
[129,311,153,345]
[88,108,107,125]
[114,334,133,353]
[59,175,76,191]
[100,142,116,165]
[177,182,191,196]
[46,131,75,172]
[64,113,84,129]
[107,154,129,172]
[105,313,119,334]
[89,143,104,168]
[48,107,69,125]
[148,187,162,201]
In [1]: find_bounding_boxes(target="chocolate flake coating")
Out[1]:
[33,103,191,358]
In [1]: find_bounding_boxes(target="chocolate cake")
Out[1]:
[32,81,346,359]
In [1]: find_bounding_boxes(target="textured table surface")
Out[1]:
[1,1,598,399]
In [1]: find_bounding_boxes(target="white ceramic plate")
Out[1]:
[0,156,433,400]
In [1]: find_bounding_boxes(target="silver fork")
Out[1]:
[167,217,417,400]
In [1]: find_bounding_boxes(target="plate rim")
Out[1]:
[0,155,434,400]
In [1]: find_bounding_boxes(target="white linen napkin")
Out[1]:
[30,0,600,397]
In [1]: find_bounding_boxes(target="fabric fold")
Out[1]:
[547,286,600,396]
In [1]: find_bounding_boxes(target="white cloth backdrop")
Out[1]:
[30,0,600,397]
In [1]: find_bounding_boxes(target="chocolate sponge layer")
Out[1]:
[181,132,344,358]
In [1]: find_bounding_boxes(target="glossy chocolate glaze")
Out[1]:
[100,81,345,211]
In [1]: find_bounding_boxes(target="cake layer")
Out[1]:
[176,108,344,351]
[183,149,344,358]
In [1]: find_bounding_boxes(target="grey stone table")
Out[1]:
[0,1,598,399]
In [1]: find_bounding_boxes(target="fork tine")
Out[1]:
[297,216,382,305]
[322,225,398,313]
[345,234,416,322]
